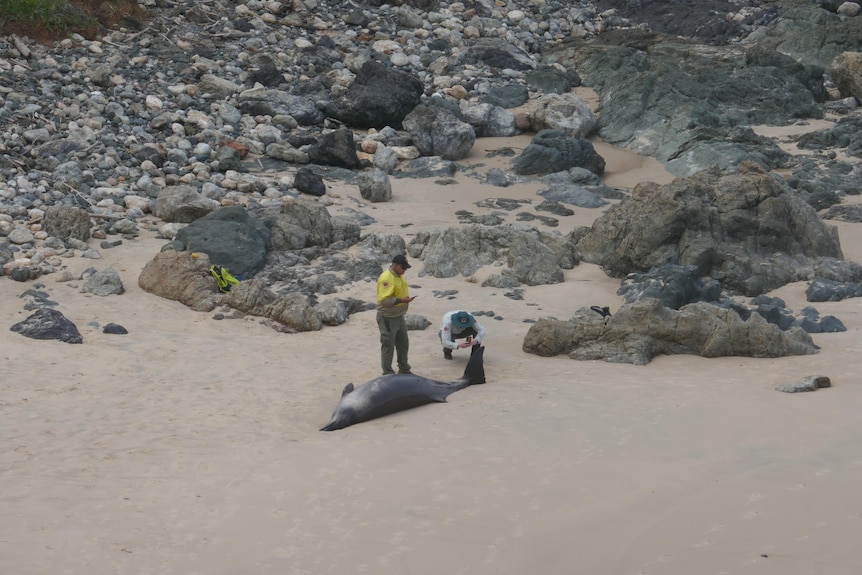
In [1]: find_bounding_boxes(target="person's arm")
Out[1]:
[377,270,404,309]
[473,319,486,344]
[440,316,458,350]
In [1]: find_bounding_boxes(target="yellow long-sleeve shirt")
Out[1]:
[377,266,410,318]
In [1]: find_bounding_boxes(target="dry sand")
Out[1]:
[2,130,862,575]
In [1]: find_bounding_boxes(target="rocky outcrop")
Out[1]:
[522,300,819,365]
[410,223,577,285]
[575,162,858,296]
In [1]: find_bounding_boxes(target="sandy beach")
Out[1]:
[3,130,862,575]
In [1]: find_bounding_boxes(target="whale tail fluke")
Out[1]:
[464,345,486,385]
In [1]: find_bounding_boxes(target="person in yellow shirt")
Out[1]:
[376,254,416,375]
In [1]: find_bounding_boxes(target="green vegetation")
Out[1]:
[0,0,147,42]
[0,0,91,34]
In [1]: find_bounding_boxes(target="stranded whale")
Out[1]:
[321,346,486,431]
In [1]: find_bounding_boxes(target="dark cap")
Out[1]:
[454,311,474,327]
[392,254,411,269]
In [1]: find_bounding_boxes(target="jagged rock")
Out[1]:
[522,299,819,365]
[458,101,517,138]
[10,307,83,344]
[412,223,576,284]
[263,292,322,333]
[576,162,856,296]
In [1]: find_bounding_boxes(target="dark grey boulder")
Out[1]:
[307,128,362,169]
[321,60,423,130]
[11,308,83,344]
[172,206,271,278]
[293,167,327,197]
[482,84,530,109]
[513,129,606,176]
[103,323,128,334]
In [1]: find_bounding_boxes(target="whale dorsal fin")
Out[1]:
[341,383,355,397]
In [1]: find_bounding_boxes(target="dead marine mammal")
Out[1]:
[321,345,486,431]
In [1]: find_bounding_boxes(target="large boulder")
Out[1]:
[171,205,272,278]
[263,197,336,251]
[576,162,855,295]
[321,60,424,129]
[402,104,476,161]
[522,300,819,365]
[512,129,606,176]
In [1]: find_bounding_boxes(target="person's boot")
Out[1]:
[443,348,452,360]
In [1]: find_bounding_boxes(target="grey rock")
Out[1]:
[403,104,476,161]
[153,185,220,223]
[357,168,392,203]
[529,93,596,138]
[775,375,832,393]
[523,299,819,365]
[577,162,854,296]
[42,206,91,242]
[10,307,83,344]
[81,267,124,296]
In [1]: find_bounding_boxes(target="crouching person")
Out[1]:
[439,310,485,360]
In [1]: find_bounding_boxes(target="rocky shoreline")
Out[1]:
[3,0,862,363]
